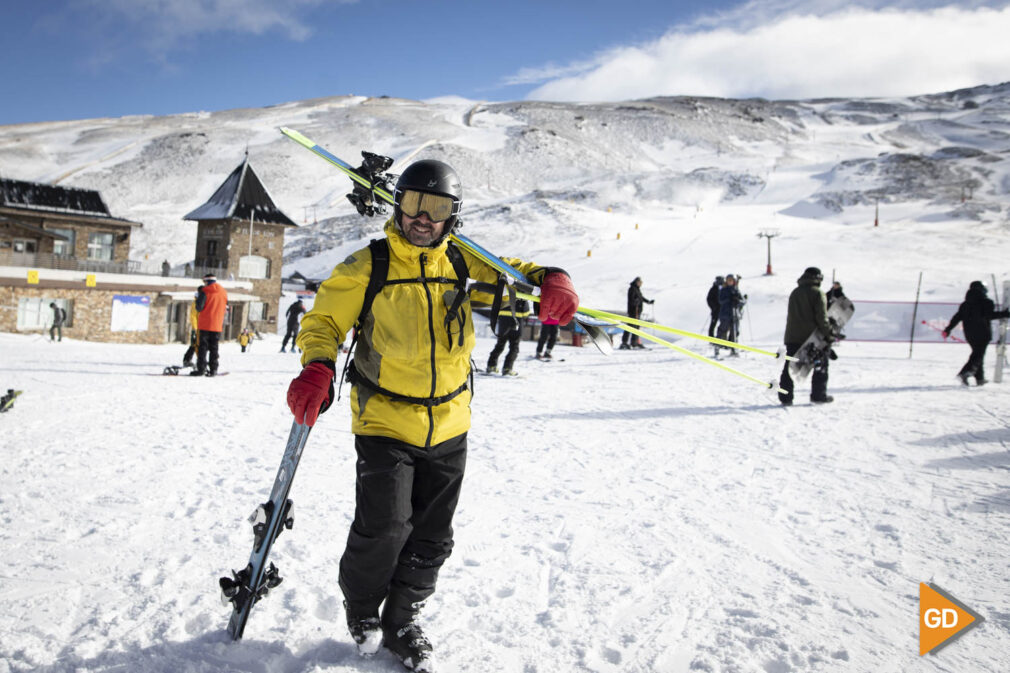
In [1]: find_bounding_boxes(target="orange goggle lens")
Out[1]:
[398,190,456,222]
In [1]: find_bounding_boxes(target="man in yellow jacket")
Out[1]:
[287,159,579,669]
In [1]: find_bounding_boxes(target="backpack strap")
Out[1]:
[442,241,470,349]
[337,239,390,401]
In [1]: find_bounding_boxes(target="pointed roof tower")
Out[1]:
[184,156,296,226]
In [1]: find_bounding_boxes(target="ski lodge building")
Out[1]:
[0,159,295,344]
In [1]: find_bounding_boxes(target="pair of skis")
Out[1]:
[279,127,794,393]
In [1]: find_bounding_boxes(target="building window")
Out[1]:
[206,240,218,257]
[87,232,114,261]
[13,239,37,253]
[238,255,270,279]
[16,297,72,330]
[50,228,76,256]
[248,301,268,321]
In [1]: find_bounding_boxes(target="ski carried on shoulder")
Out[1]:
[219,420,311,640]
[279,127,614,355]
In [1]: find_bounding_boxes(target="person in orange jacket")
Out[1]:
[190,273,228,376]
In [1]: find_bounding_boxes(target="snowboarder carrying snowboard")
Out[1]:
[779,267,836,405]
[285,159,580,670]
[943,280,1009,386]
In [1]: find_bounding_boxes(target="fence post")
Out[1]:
[908,271,923,358]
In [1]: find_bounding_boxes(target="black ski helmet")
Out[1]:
[393,159,462,246]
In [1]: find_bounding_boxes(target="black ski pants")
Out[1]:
[339,433,467,614]
[488,323,521,371]
[779,342,829,403]
[183,329,198,365]
[196,330,221,374]
[959,340,989,380]
[621,307,643,347]
[281,324,299,351]
[708,310,719,338]
[537,323,559,354]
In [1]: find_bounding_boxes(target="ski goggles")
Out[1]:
[396,189,459,222]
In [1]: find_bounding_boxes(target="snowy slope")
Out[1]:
[1,331,1008,673]
[2,84,1010,672]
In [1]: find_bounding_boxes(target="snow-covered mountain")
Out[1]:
[3,83,1009,342]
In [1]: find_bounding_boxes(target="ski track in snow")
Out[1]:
[1,331,1007,673]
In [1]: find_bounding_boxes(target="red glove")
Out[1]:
[287,361,335,426]
[539,272,579,324]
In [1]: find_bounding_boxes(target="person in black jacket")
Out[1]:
[943,281,1009,385]
[779,267,834,405]
[716,275,745,355]
[281,298,306,353]
[620,277,654,349]
[706,276,724,337]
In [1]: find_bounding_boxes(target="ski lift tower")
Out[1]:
[758,229,781,276]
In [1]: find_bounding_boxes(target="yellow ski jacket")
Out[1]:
[298,219,552,448]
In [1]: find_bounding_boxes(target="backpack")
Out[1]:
[337,238,473,406]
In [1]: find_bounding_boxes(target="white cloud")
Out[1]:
[75,0,352,56]
[522,3,1010,101]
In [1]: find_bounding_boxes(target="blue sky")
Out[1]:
[3,0,1010,125]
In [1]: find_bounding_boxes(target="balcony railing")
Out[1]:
[0,250,227,279]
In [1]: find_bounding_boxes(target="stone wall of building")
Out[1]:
[227,221,285,322]
[0,286,170,343]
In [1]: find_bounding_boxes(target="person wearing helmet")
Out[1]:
[286,159,580,669]
[779,267,834,404]
[706,276,724,337]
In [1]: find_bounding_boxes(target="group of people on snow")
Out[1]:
[226,151,1005,671]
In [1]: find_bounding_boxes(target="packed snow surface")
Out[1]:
[1,326,1008,672]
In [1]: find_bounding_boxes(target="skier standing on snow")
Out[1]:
[620,277,653,349]
[706,276,723,337]
[486,297,530,375]
[536,316,559,359]
[778,267,835,405]
[943,280,1009,386]
[716,275,744,355]
[281,298,306,353]
[48,302,66,342]
[190,273,227,377]
[285,159,580,670]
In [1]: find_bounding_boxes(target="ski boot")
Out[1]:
[485,365,499,374]
[542,350,553,360]
[345,600,382,656]
[502,368,518,376]
[958,372,971,386]
[382,594,434,672]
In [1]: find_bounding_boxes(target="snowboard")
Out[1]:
[789,297,855,382]
[159,368,229,377]
[1,389,23,413]
[995,280,1009,383]
[220,421,311,640]
[478,368,521,378]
